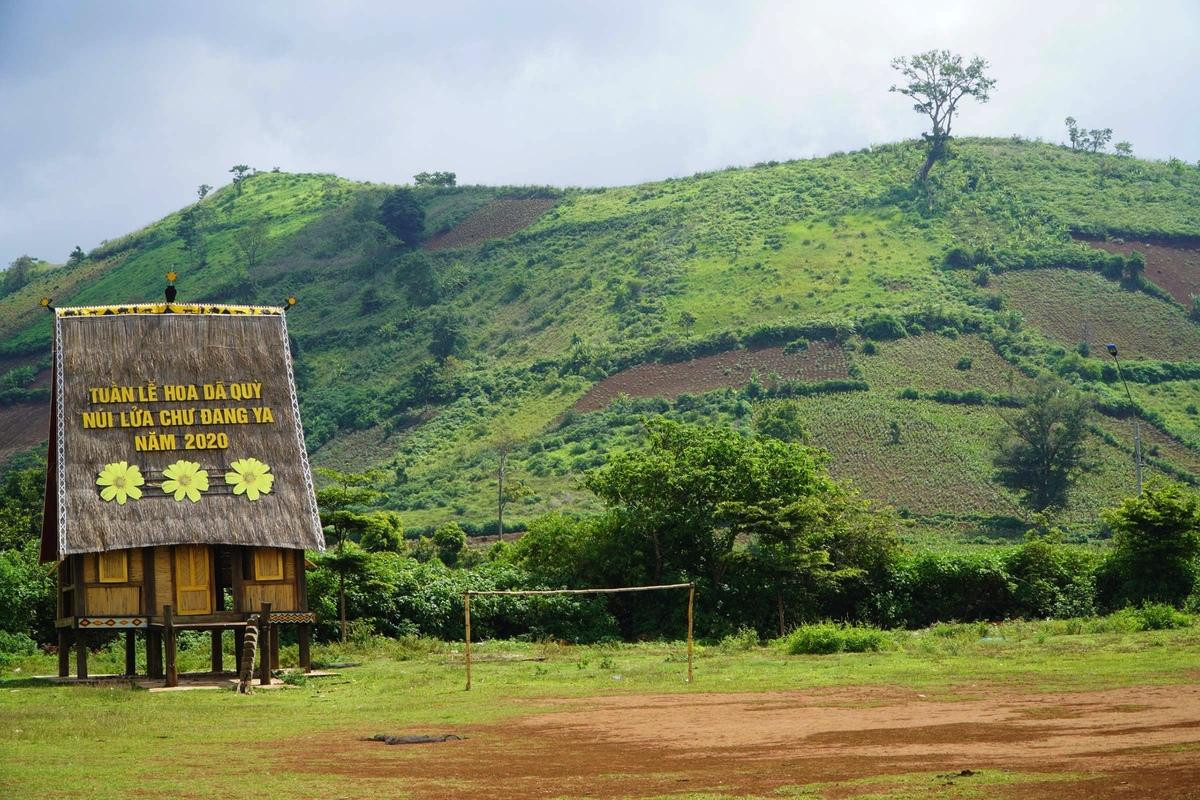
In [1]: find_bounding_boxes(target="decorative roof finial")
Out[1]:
[165,270,177,303]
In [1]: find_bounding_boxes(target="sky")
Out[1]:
[2,0,1198,265]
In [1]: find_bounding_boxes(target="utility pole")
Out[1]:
[1106,343,1143,494]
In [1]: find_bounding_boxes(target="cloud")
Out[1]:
[2,0,1197,263]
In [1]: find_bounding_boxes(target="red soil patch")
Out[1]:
[0,402,48,463]
[424,198,559,251]
[1077,236,1200,306]
[574,343,851,412]
[278,684,1200,799]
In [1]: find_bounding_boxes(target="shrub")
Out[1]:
[1099,482,1200,609]
[777,623,891,655]
[717,627,760,652]
[0,630,36,670]
[955,356,973,370]
[860,312,907,341]
[1134,602,1192,631]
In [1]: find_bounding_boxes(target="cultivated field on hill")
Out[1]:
[2,618,1198,800]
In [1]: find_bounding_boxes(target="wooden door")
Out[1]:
[174,545,212,615]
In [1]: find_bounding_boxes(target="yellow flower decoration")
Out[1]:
[96,462,144,504]
[225,457,274,501]
[161,459,209,502]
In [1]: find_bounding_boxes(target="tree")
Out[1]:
[585,418,834,584]
[229,165,251,195]
[1,255,34,297]
[233,220,269,270]
[432,521,467,566]
[1065,118,1114,153]
[314,467,383,641]
[753,399,809,442]
[1100,482,1200,607]
[993,376,1092,512]
[379,187,426,245]
[428,310,465,360]
[1125,251,1146,283]
[176,205,212,265]
[1114,141,1133,157]
[413,171,457,188]
[890,50,996,184]
[197,184,212,201]
[360,511,404,552]
[66,246,85,267]
[493,428,531,537]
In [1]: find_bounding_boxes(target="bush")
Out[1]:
[776,623,890,655]
[717,627,760,652]
[1099,482,1200,609]
[860,312,907,341]
[0,630,37,670]
[1134,602,1192,631]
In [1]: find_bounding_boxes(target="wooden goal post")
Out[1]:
[462,582,696,690]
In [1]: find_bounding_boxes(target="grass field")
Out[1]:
[2,616,1198,799]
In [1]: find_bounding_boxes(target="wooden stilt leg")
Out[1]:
[147,630,163,679]
[210,629,223,673]
[124,630,136,676]
[164,605,178,687]
[269,625,280,670]
[234,626,245,670]
[75,630,88,680]
[298,624,311,673]
[57,629,70,678]
[258,603,272,686]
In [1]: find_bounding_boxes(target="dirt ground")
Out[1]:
[0,400,47,463]
[424,198,559,251]
[281,684,1200,798]
[1077,236,1200,307]
[574,342,850,412]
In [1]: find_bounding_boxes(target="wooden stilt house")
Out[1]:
[41,288,325,685]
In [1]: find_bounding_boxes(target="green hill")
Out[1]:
[3,138,1200,544]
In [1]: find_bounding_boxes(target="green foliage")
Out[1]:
[432,521,467,566]
[777,622,891,654]
[413,171,456,188]
[360,511,405,552]
[1099,482,1200,608]
[1133,602,1192,630]
[584,418,834,584]
[752,399,809,442]
[993,376,1092,512]
[379,187,425,245]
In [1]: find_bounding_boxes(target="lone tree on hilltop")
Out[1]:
[993,376,1092,513]
[1065,118,1114,153]
[890,50,996,184]
[229,164,251,195]
[380,187,426,246]
[197,183,212,201]
[413,171,456,188]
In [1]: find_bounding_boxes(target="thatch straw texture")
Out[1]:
[44,309,324,558]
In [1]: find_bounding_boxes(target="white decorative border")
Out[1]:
[55,315,68,561]
[279,313,325,551]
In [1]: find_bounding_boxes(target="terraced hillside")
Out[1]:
[2,138,1199,544]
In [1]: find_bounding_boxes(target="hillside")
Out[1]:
[3,138,1200,544]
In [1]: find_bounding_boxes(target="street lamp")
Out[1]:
[1105,343,1143,494]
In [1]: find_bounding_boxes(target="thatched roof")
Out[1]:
[41,303,325,560]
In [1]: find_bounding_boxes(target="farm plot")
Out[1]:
[856,333,1028,395]
[1126,380,1200,450]
[424,197,559,250]
[1093,413,1200,479]
[794,393,1019,518]
[1079,236,1200,306]
[574,343,850,412]
[794,393,1146,534]
[992,269,1200,362]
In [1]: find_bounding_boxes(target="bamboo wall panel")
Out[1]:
[86,586,141,615]
[243,583,295,612]
[154,547,172,614]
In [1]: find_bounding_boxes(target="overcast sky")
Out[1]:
[2,0,1197,265]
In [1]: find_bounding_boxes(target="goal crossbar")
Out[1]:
[462,582,696,690]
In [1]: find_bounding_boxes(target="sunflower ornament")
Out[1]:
[96,462,145,504]
[161,459,209,502]
[225,457,274,501]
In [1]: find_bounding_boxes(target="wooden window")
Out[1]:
[98,550,128,583]
[174,545,212,615]
[253,548,284,581]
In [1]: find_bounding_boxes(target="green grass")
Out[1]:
[1,616,1197,799]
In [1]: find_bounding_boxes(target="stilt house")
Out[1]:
[41,289,325,685]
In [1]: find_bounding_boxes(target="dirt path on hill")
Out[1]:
[280,683,1200,799]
